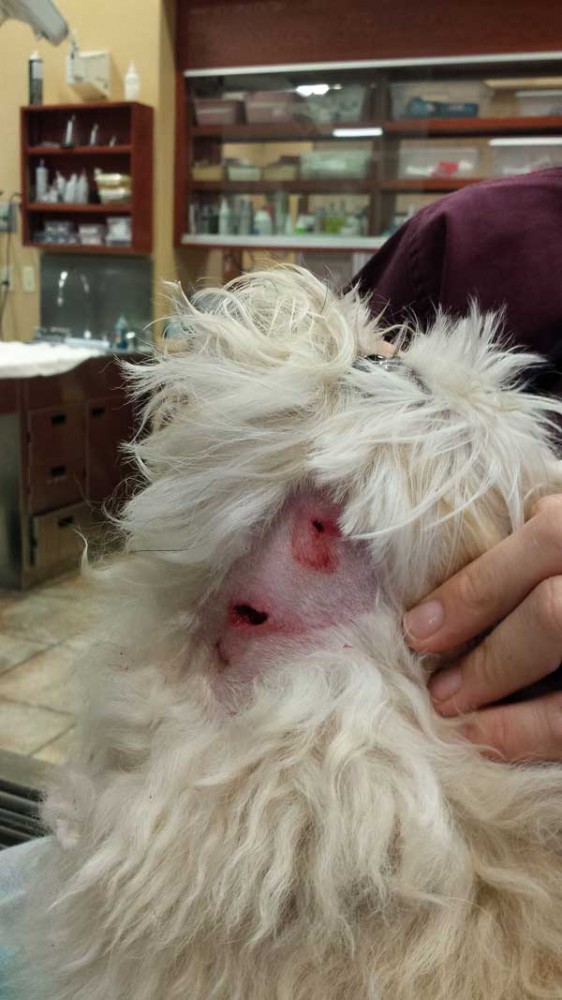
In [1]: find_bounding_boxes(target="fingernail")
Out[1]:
[429,666,462,703]
[403,599,445,641]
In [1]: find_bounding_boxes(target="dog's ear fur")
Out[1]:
[120,268,562,603]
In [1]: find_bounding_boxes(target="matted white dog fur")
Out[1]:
[16,267,562,998]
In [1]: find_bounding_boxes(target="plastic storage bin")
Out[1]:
[300,149,371,179]
[397,144,479,178]
[515,90,562,116]
[263,157,299,180]
[105,216,132,245]
[491,141,562,176]
[192,163,223,181]
[390,81,485,119]
[301,84,369,123]
[245,91,302,123]
[193,98,243,126]
[226,162,262,181]
[78,223,105,246]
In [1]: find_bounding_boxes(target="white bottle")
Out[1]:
[55,171,65,201]
[238,198,252,236]
[124,62,140,101]
[254,208,273,236]
[218,197,231,236]
[35,160,48,201]
[64,173,78,203]
[76,170,89,204]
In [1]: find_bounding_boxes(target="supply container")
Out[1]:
[98,187,132,204]
[105,216,132,245]
[245,91,302,123]
[39,221,77,244]
[28,52,43,106]
[35,161,48,201]
[390,81,486,119]
[94,169,132,204]
[263,157,299,181]
[300,149,371,179]
[491,140,562,176]
[226,161,262,181]
[192,162,223,181]
[301,84,369,124]
[515,90,562,116]
[397,143,479,178]
[193,98,243,126]
[78,223,105,246]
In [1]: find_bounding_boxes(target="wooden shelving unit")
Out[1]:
[175,56,562,258]
[385,116,562,136]
[27,202,132,213]
[191,121,383,141]
[379,177,480,193]
[21,102,153,255]
[180,233,387,251]
[26,145,133,155]
[188,179,375,194]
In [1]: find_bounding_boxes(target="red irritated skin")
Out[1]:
[212,492,378,692]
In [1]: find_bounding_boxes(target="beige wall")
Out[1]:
[0,0,177,341]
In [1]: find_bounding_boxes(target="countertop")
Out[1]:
[0,341,147,379]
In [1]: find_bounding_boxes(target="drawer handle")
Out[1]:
[57,516,75,529]
[50,465,67,479]
[91,406,106,418]
[51,413,67,426]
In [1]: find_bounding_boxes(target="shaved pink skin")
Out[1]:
[210,492,378,693]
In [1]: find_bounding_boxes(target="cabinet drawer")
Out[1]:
[30,502,91,572]
[28,406,85,513]
[87,396,136,502]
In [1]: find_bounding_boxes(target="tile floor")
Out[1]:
[0,573,96,765]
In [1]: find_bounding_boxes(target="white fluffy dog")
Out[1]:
[19,267,562,999]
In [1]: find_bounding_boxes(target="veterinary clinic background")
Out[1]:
[1,1,562,998]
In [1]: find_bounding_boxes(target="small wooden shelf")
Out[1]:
[380,177,482,193]
[27,145,133,155]
[180,233,387,251]
[27,203,132,213]
[32,243,139,254]
[189,179,374,194]
[191,121,383,142]
[385,115,562,136]
[21,102,153,254]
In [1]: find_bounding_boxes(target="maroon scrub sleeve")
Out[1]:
[352,167,562,394]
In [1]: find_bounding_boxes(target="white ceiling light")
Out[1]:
[333,127,383,138]
[489,136,562,146]
[296,84,330,97]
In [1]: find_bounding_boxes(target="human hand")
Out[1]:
[403,495,562,761]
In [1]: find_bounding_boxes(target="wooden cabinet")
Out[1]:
[86,395,136,502]
[21,102,153,255]
[0,356,137,589]
[28,405,86,513]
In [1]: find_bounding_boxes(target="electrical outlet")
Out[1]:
[22,265,35,293]
[0,265,14,291]
[0,202,17,233]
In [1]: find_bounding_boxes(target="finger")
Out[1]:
[461,693,562,762]
[531,493,562,518]
[429,576,562,715]
[403,499,562,653]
